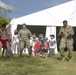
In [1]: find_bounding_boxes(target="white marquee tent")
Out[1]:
[10,0,76,54]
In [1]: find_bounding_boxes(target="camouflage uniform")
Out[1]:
[18,28,32,56]
[58,25,74,60]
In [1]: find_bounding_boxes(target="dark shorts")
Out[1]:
[35,50,40,53]
[42,49,48,53]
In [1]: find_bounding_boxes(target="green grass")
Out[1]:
[0,51,76,75]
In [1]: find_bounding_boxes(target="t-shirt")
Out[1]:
[49,38,56,48]
[34,43,40,51]
[42,41,49,50]
[13,35,19,43]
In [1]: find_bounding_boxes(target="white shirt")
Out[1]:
[13,35,19,43]
[49,38,56,48]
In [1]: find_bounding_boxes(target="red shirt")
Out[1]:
[34,43,40,51]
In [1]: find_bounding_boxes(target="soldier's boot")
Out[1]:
[68,56,72,62]
[68,59,72,62]
[19,50,23,56]
[61,57,65,61]
[60,55,64,61]
[28,48,32,57]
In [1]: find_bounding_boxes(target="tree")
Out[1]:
[0,1,12,28]
[0,17,11,28]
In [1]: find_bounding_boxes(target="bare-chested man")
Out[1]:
[0,24,11,57]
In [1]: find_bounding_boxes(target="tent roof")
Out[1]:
[10,0,76,26]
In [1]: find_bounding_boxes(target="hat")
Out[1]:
[50,34,55,37]
[43,37,48,40]
[39,34,43,38]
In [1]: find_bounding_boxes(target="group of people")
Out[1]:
[0,20,74,62]
[13,23,56,58]
[30,33,56,58]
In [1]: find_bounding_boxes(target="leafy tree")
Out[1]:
[0,16,11,28]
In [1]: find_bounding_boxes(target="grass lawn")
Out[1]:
[0,51,76,75]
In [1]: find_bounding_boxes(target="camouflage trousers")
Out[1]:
[19,40,32,56]
[59,38,73,59]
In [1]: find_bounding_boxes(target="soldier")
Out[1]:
[58,20,74,62]
[18,23,32,56]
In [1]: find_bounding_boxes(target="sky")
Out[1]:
[1,0,71,18]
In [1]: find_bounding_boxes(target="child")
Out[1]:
[32,39,40,57]
[48,34,56,58]
[41,38,49,58]
[13,30,19,54]
[34,40,41,56]
[30,33,38,52]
